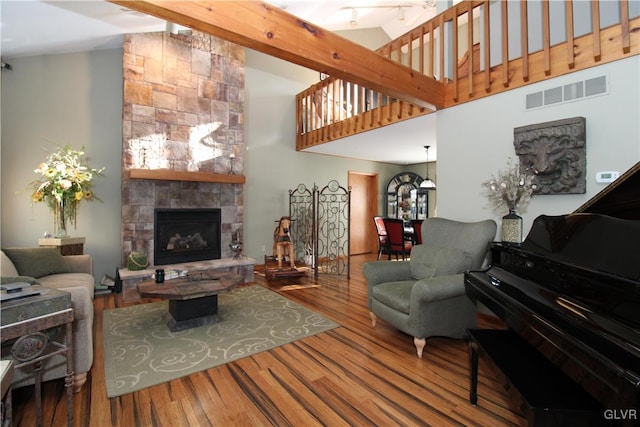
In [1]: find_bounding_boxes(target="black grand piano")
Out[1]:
[465,162,640,426]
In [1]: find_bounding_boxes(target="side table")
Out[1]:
[1,360,13,427]
[38,237,85,255]
[1,287,74,427]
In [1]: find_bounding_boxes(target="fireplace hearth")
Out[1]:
[154,208,221,265]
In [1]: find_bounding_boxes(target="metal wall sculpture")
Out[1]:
[289,180,351,278]
[514,117,586,195]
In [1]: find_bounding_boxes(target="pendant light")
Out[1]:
[419,145,436,190]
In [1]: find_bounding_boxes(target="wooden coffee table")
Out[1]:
[137,274,243,331]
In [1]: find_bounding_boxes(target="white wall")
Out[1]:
[435,55,640,237]
[243,49,408,260]
[1,49,123,282]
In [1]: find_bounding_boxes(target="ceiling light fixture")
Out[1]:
[419,145,436,190]
[398,7,405,21]
[165,21,179,34]
[350,8,358,26]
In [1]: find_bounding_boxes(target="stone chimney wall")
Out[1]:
[121,31,245,265]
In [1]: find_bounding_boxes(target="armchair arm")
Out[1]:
[411,273,467,304]
[64,255,93,275]
[363,261,412,287]
[364,260,413,310]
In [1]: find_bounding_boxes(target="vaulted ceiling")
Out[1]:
[1,0,442,164]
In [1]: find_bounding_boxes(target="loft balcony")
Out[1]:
[296,0,640,151]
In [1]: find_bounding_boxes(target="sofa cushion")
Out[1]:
[2,247,71,278]
[372,281,414,314]
[1,276,39,286]
[1,250,19,276]
[410,245,474,280]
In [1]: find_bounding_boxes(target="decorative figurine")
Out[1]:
[230,231,244,260]
[273,216,297,271]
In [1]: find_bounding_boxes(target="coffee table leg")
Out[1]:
[165,295,220,331]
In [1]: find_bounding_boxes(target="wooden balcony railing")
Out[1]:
[296,78,431,149]
[296,0,639,151]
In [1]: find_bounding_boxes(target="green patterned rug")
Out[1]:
[103,285,338,398]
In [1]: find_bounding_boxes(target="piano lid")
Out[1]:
[574,161,640,220]
[521,213,640,282]
[519,162,640,281]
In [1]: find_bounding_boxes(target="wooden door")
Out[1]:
[348,171,378,255]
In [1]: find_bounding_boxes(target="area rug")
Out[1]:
[103,285,338,398]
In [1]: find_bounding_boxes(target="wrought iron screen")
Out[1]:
[288,183,315,267]
[289,180,351,278]
[316,180,351,277]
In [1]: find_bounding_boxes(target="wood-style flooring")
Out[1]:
[9,253,526,426]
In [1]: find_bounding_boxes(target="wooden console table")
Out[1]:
[38,237,85,255]
[1,287,74,427]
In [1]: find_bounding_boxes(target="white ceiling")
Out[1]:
[0,0,439,165]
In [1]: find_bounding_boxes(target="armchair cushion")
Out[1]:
[409,245,473,280]
[372,281,414,313]
[2,247,70,278]
[412,274,467,303]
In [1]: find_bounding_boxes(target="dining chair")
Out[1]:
[373,216,388,260]
[410,219,424,245]
[382,218,413,260]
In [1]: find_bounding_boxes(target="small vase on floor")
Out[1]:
[502,209,522,245]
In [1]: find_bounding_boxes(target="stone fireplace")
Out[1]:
[121,31,245,266]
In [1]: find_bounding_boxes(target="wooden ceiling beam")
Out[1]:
[108,0,444,110]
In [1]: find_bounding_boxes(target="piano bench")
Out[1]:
[467,329,605,427]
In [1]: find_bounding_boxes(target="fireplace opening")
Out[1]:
[154,208,221,265]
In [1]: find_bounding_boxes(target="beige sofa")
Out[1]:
[1,248,94,393]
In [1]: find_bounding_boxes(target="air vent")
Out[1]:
[585,76,607,96]
[526,75,608,110]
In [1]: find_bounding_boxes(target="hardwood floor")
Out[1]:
[10,254,526,427]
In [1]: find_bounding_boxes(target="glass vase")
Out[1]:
[54,199,68,238]
[502,209,522,245]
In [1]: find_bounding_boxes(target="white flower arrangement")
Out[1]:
[482,159,536,214]
[28,144,105,233]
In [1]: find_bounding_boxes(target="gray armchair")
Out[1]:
[363,217,496,358]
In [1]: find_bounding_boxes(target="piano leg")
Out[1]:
[469,339,479,406]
